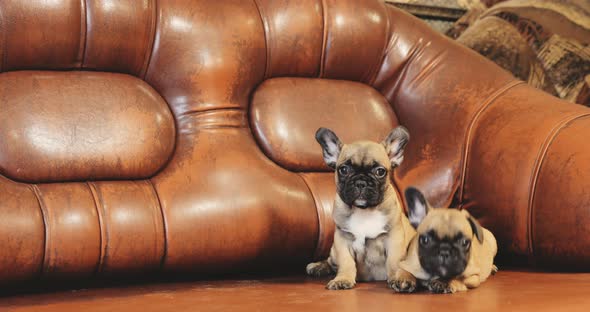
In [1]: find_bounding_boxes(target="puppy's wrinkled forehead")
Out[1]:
[337,141,390,168]
[418,209,473,239]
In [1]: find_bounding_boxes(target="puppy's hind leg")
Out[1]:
[463,274,481,289]
[306,260,335,277]
[491,265,499,275]
[307,246,337,277]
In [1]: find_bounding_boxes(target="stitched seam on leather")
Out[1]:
[178,106,245,116]
[146,179,168,270]
[30,185,48,278]
[87,182,106,275]
[528,113,590,256]
[141,0,159,80]
[368,1,392,86]
[178,107,248,129]
[79,0,88,68]
[298,173,326,261]
[457,80,525,205]
[252,0,269,80]
[319,0,327,78]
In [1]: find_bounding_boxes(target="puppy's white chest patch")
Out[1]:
[346,209,388,252]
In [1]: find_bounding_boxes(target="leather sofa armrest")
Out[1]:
[374,6,590,268]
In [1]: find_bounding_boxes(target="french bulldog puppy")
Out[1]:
[391,187,498,294]
[306,126,416,290]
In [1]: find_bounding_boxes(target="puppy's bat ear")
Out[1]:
[405,187,430,229]
[315,127,342,169]
[466,214,484,244]
[382,126,409,168]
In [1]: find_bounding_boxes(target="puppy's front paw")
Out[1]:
[326,278,355,290]
[306,261,333,277]
[427,279,453,294]
[389,279,417,293]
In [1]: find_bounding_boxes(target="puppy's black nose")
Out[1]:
[439,244,451,259]
[355,180,367,189]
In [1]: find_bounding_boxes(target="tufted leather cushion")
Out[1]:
[251,78,398,171]
[1,0,590,287]
[0,71,175,183]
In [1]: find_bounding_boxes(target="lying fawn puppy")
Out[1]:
[391,187,498,294]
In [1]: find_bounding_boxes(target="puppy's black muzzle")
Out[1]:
[420,242,468,280]
[338,174,383,208]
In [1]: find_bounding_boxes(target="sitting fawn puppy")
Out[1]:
[391,187,498,294]
[306,126,416,290]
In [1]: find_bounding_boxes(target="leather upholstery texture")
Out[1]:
[1,0,589,285]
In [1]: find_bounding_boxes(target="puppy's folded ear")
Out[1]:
[466,214,484,244]
[405,187,430,228]
[382,126,410,168]
[315,128,342,169]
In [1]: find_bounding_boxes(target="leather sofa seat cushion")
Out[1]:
[0,71,175,183]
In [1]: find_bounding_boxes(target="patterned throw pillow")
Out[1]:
[448,0,590,106]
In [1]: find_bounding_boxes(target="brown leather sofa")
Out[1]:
[1,0,589,311]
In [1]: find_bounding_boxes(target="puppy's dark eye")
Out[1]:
[374,167,387,178]
[338,165,350,176]
[461,239,471,248]
[419,235,430,246]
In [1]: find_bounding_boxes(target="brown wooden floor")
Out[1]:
[1,271,590,311]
